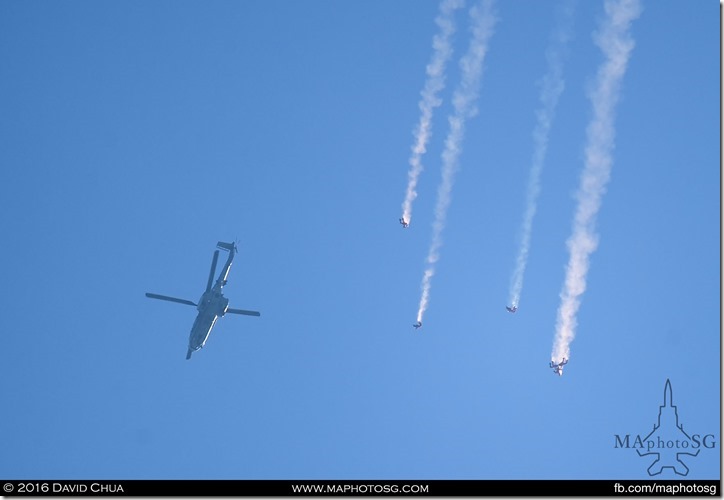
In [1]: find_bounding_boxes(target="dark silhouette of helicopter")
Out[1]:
[146,241,260,359]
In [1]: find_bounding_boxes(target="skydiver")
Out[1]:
[549,358,568,375]
[506,305,517,313]
[413,321,422,329]
[399,217,409,228]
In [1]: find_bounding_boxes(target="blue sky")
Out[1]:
[0,0,719,481]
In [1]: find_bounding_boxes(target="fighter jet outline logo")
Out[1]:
[636,379,699,476]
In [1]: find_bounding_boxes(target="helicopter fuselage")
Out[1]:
[187,290,229,353]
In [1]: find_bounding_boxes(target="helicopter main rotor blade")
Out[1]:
[226,307,261,317]
[145,293,197,307]
[206,250,220,293]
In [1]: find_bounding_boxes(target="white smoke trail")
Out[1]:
[401,0,465,227]
[508,2,575,310]
[416,0,497,324]
[551,0,641,363]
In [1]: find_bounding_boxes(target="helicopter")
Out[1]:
[146,241,260,359]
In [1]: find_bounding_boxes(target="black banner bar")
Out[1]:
[1,480,720,497]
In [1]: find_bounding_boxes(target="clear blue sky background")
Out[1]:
[0,0,718,481]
